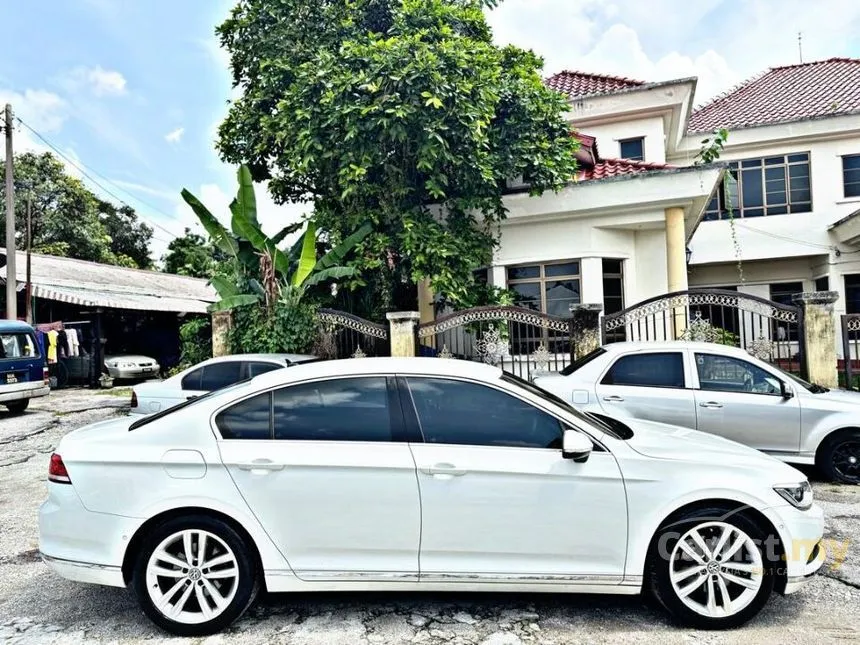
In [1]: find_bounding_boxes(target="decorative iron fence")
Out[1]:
[602,289,806,377]
[840,314,860,390]
[416,305,574,380]
[314,309,390,359]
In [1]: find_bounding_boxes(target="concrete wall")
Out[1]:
[581,116,667,164]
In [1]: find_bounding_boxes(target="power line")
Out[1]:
[14,117,184,243]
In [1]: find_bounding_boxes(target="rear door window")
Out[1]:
[247,362,283,378]
[0,332,38,359]
[601,352,685,388]
[181,367,204,391]
[200,362,244,391]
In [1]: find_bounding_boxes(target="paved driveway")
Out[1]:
[1,389,858,644]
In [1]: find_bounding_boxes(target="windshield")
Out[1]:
[501,372,632,440]
[559,347,606,376]
[129,378,252,430]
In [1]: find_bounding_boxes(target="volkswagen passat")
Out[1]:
[39,358,824,635]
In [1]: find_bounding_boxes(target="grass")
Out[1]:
[97,387,133,398]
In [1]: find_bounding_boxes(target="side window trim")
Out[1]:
[395,375,425,443]
[598,351,687,389]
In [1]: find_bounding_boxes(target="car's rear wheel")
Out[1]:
[5,399,29,414]
[131,515,259,636]
[648,508,776,629]
[817,430,860,484]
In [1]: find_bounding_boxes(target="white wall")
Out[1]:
[582,116,667,164]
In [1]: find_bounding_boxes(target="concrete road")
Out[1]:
[1,389,858,644]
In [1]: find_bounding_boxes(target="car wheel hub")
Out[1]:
[669,521,764,619]
[145,529,239,625]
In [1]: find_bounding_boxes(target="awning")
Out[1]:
[28,283,213,314]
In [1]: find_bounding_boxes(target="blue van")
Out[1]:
[0,320,49,413]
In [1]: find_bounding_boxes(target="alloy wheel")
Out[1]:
[831,439,860,483]
[669,521,764,618]
[145,529,240,625]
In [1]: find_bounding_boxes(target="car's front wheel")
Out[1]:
[131,515,259,636]
[817,429,860,484]
[648,508,777,629]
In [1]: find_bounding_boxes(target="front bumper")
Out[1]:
[106,365,160,379]
[764,501,826,594]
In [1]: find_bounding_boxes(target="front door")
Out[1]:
[595,350,697,428]
[402,376,627,582]
[217,376,421,580]
[692,352,802,454]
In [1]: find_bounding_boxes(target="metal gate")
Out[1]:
[416,305,575,380]
[314,309,390,359]
[841,314,860,390]
[602,289,806,376]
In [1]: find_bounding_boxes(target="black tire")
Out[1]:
[817,430,860,484]
[131,515,259,636]
[5,399,30,414]
[647,507,777,630]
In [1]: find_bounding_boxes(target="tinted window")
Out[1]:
[248,362,282,378]
[620,138,644,161]
[696,353,781,395]
[200,361,244,391]
[273,377,391,442]
[216,392,272,440]
[181,367,204,391]
[602,353,685,388]
[406,377,562,449]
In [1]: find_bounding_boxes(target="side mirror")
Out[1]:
[780,381,794,400]
[562,429,593,463]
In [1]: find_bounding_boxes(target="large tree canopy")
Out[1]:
[0,152,154,268]
[162,228,221,278]
[217,0,578,310]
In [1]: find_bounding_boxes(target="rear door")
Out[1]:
[594,350,697,428]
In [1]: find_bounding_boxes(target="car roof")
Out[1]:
[203,353,317,364]
[0,319,36,332]
[249,357,503,387]
[602,341,752,356]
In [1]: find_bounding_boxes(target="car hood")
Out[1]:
[624,417,805,480]
[804,387,860,405]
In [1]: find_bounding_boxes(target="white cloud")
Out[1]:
[0,88,67,133]
[66,65,127,97]
[164,127,185,144]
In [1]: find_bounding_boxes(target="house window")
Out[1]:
[845,275,860,314]
[844,155,860,198]
[815,276,830,292]
[704,153,812,220]
[507,261,581,317]
[619,138,645,161]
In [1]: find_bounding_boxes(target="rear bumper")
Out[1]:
[40,553,125,587]
[0,385,50,402]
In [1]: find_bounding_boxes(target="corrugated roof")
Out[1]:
[0,250,217,314]
[545,70,645,98]
[689,57,860,133]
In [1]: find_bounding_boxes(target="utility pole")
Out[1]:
[4,103,16,321]
[25,193,32,324]
[798,32,803,64]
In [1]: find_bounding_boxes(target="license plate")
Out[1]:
[142,367,153,372]
[6,374,17,384]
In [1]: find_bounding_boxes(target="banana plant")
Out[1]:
[181,165,371,313]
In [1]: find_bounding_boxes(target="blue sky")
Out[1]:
[3,0,860,260]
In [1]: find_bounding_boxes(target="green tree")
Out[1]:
[216,0,579,311]
[162,228,220,278]
[0,152,154,268]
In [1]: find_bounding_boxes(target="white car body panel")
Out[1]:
[40,357,824,606]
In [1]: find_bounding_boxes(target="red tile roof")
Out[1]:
[546,70,646,98]
[578,157,673,182]
[689,57,860,133]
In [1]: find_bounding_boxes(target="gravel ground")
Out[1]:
[0,389,858,644]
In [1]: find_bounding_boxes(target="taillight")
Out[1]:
[48,453,71,484]
[43,366,49,385]
[131,391,138,408]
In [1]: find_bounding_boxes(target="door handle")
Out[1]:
[236,459,284,472]
[699,401,723,409]
[602,395,625,402]
[424,463,466,477]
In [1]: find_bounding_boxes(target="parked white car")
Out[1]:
[130,353,316,415]
[40,358,823,635]
[104,355,160,381]
[534,341,860,484]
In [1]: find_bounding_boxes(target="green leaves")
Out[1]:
[292,221,318,287]
[181,188,239,258]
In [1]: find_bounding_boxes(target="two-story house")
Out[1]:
[482,58,860,352]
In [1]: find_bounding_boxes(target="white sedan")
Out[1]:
[534,341,860,483]
[104,355,161,381]
[130,353,316,415]
[40,358,824,636]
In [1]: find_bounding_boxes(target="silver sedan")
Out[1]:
[534,341,860,483]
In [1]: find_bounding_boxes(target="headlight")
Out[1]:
[774,481,813,510]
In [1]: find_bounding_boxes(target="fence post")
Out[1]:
[211,311,232,358]
[387,311,421,358]
[792,291,838,388]
[570,303,604,360]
